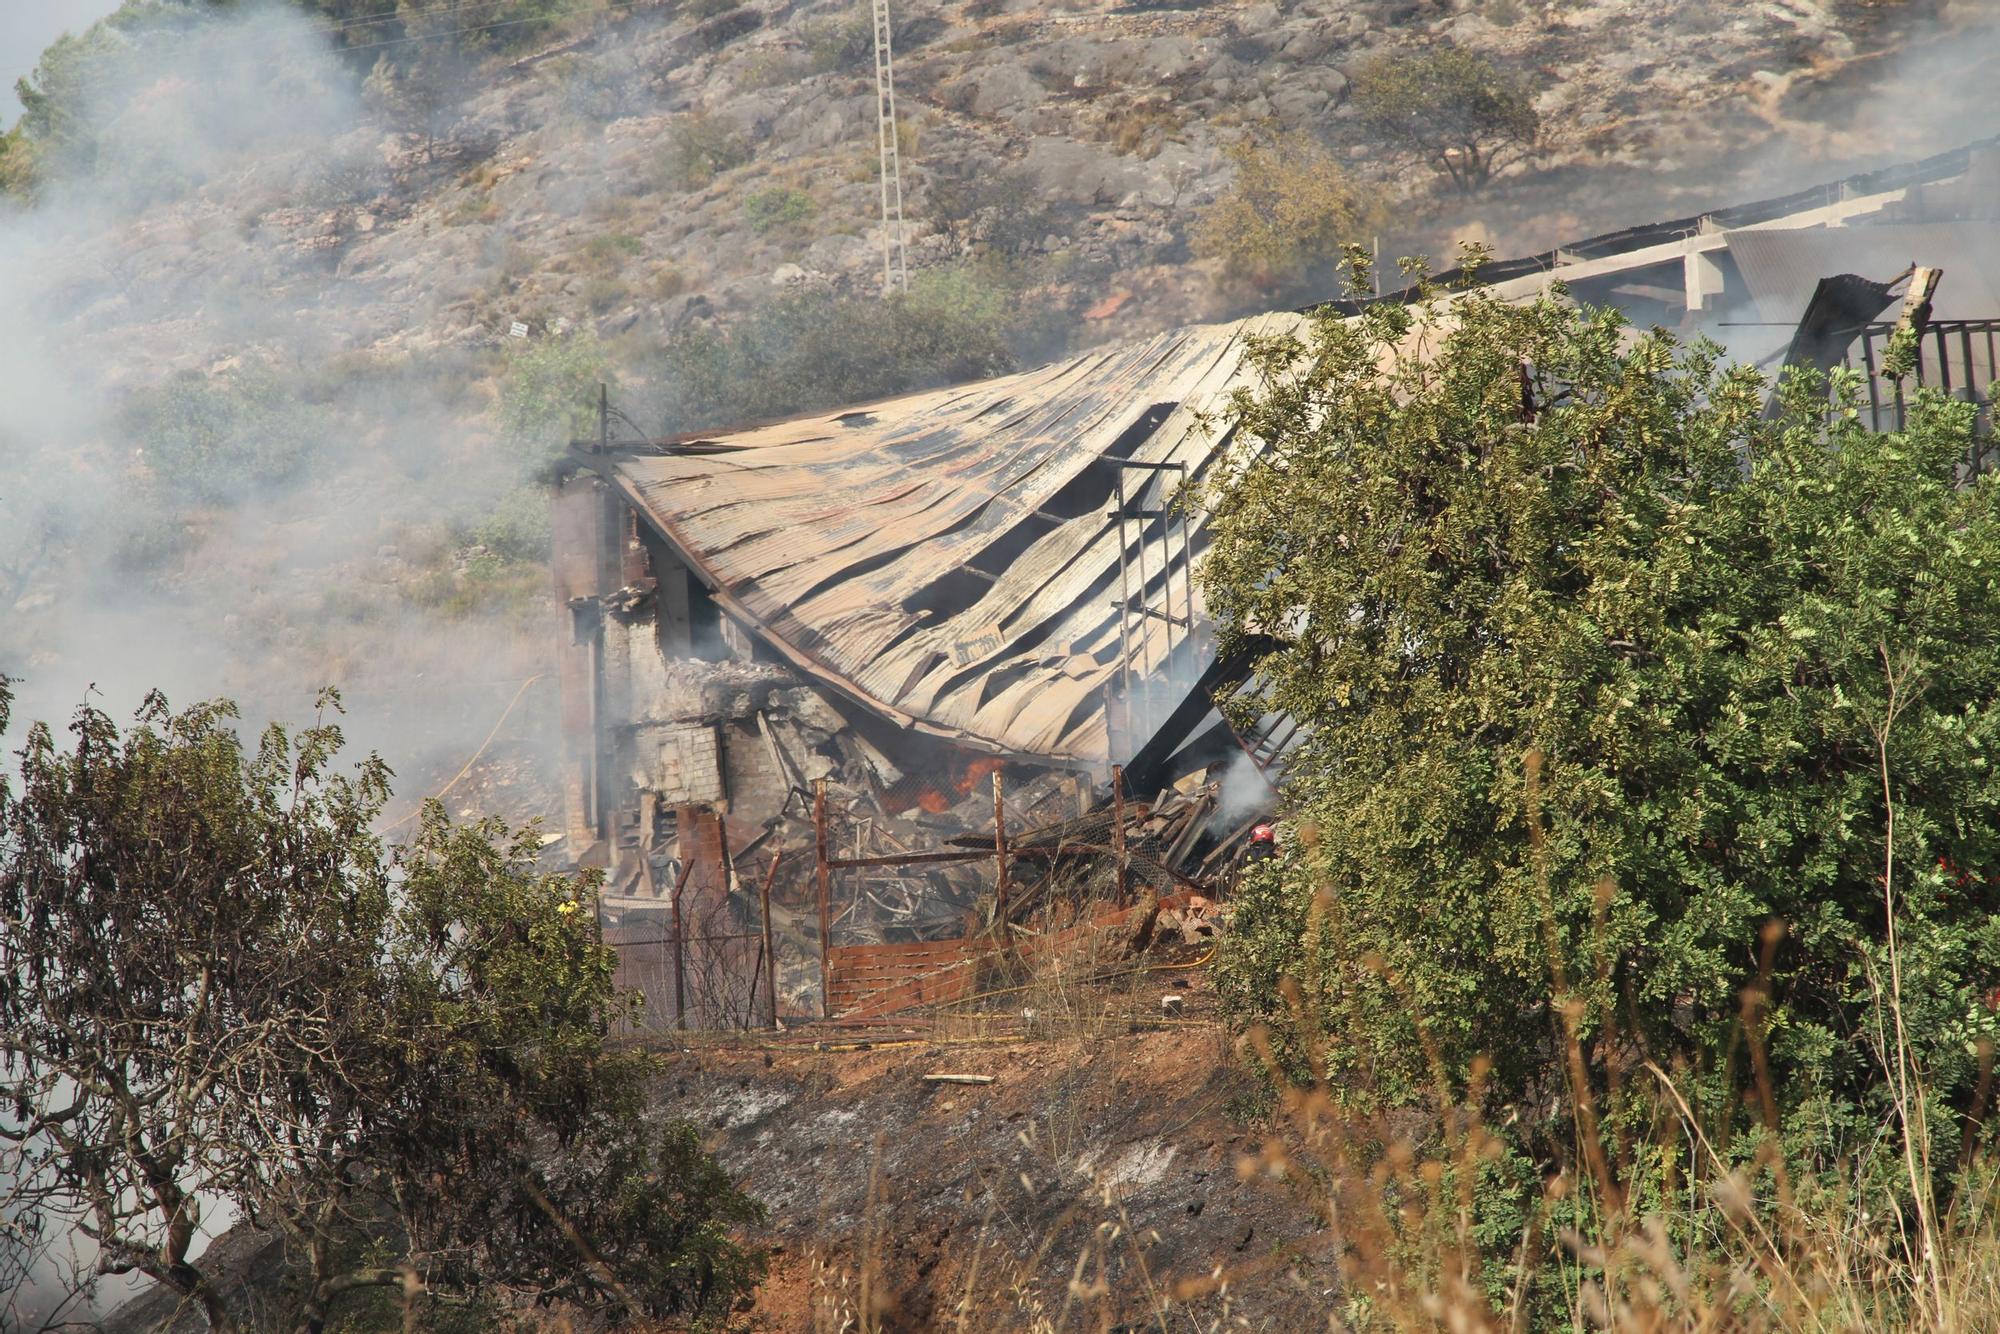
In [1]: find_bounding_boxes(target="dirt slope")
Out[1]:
[677,1019,1333,1330]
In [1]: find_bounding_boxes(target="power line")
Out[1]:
[257,0,660,58]
[96,0,563,48]
[241,0,547,41]
[112,0,665,63]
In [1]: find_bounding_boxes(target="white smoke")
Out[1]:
[0,2,558,794]
[1214,747,1273,826]
[0,7,520,1322]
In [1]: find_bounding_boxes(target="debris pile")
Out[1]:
[593,653,1267,1025]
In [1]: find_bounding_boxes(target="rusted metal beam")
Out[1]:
[1111,764,1128,906]
[815,779,832,1021]
[993,772,1010,929]
[599,930,767,948]
[1114,468,1133,699]
[759,845,782,1029]
[669,855,695,1030]
[1114,602,1192,629]
[826,849,991,869]
[1020,841,1211,895]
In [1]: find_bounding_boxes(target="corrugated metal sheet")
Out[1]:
[1726,222,2000,323]
[595,312,1306,765]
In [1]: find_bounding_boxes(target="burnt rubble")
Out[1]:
[577,641,1256,1027]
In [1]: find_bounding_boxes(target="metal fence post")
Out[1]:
[659,856,695,1034]
[815,779,832,1020]
[992,771,1009,936]
[760,846,782,1029]
[1111,764,1128,906]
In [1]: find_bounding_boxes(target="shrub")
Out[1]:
[123,366,325,505]
[1350,45,1540,193]
[471,484,552,563]
[735,46,808,90]
[1204,275,2000,1319]
[578,230,644,271]
[925,165,1061,256]
[656,111,751,189]
[579,272,630,313]
[801,15,872,72]
[1191,134,1378,293]
[1104,100,1182,159]
[639,261,1055,432]
[743,184,816,233]
[546,44,648,124]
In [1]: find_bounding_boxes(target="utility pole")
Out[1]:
[870,0,907,295]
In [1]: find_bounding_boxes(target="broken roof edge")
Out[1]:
[610,376,1055,453]
[1307,132,2000,316]
[565,447,1105,769]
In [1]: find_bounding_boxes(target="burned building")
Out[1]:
[552,134,2000,1028]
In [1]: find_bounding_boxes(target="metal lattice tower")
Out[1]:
[870,0,907,294]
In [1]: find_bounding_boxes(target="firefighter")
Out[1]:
[1243,822,1278,867]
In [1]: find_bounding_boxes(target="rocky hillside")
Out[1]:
[25,0,1999,374]
[303,0,2000,342]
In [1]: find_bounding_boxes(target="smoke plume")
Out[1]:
[0,2,559,808]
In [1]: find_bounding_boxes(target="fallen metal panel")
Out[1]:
[1321,134,2000,314]
[1727,223,2000,324]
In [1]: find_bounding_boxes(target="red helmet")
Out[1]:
[1250,824,1276,845]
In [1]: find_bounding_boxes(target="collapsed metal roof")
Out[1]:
[572,138,2000,778]
[587,311,1305,766]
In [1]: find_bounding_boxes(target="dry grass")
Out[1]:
[1210,1035,2000,1331]
[1101,100,1183,161]
[804,1011,2000,1332]
[804,759,2000,1331]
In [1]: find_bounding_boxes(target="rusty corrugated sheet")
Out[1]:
[595,312,1306,765]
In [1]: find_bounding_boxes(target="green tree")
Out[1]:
[308,0,585,59]
[362,42,465,160]
[8,19,133,182]
[0,684,762,1332]
[499,328,611,459]
[1192,133,1378,293]
[0,122,36,195]
[1350,46,1540,194]
[1203,276,2000,1188]
[4,1,362,196]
